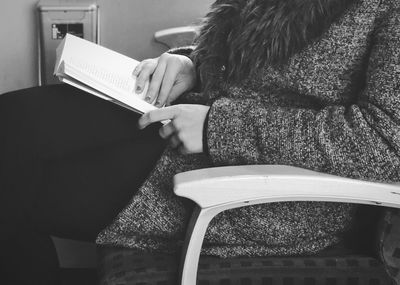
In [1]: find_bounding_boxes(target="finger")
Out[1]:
[146,61,167,105]
[138,106,179,129]
[132,63,142,77]
[157,63,180,107]
[165,84,187,106]
[169,134,181,149]
[159,122,175,139]
[178,144,189,155]
[136,62,156,94]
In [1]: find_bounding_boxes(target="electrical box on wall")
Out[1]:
[37,0,99,85]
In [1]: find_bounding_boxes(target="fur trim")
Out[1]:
[192,0,356,90]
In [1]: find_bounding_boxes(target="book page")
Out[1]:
[67,56,140,96]
[61,76,147,114]
[55,34,154,113]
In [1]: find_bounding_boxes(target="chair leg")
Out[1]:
[179,206,221,285]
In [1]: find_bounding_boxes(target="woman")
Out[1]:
[1,0,399,283]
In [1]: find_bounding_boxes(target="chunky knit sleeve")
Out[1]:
[206,7,400,182]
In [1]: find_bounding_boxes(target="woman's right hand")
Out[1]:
[133,53,197,107]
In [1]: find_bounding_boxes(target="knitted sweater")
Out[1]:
[96,0,400,258]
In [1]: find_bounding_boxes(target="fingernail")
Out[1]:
[155,101,161,107]
[145,96,151,102]
[136,86,142,92]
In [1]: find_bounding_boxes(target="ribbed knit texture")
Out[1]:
[96,0,400,258]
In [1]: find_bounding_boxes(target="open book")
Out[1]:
[54,33,156,114]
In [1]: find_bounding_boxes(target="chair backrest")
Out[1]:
[154,26,199,48]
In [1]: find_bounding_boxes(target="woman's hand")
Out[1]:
[133,53,197,107]
[138,104,210,154]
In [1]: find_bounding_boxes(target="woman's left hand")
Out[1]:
[138,104,210,154]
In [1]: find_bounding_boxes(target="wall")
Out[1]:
[0,0,213,94]
[0,0,38,94]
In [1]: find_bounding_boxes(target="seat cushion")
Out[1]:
[97,246,393,285]
[378,208,400,284]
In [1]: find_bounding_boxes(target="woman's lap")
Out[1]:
[0,84,165,241]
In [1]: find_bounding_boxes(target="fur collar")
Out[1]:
[192,0,356,89]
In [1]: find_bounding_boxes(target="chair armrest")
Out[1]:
[174,165,400,209]
[154,26,199,48]
[173,165,400,285]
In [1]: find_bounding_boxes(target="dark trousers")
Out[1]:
[0,84,166,284]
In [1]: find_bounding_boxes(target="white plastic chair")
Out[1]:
[154,26,199,48]
[173,165,400,285]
